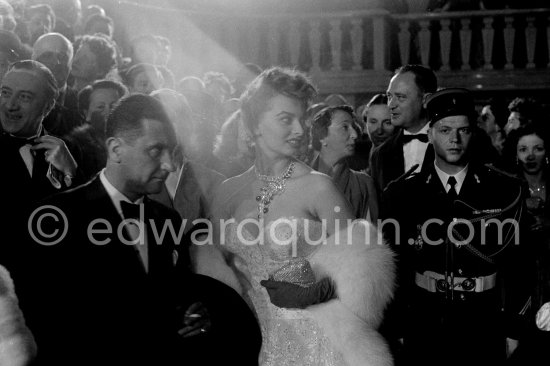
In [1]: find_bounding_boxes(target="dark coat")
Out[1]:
[17,176,195,365]
[381,162,534,366]
[42,86,82,137]
[16,175,262,365]
[369,129,434,197]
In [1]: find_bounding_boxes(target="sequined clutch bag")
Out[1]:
[270,258,316,288]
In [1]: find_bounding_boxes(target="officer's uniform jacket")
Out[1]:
[381,162,533,343]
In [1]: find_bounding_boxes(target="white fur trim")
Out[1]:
[0,265,37,366]
[309,220,395,365]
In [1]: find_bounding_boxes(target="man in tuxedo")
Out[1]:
[370,64,437,194]
[0,60,78,273]
[21,94,260,365]
[32,32,81,136]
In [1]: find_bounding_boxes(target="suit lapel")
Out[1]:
[383,130,405,187]
[84,177,150,278]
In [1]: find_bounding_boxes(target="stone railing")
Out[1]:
[114,2,550,102]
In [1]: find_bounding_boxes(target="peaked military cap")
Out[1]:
[425,88,476,126]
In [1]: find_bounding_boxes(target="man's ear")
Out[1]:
[106,137,123,163]
[422,92,432,108]
[427,127,433,144]
[42,98,56,118]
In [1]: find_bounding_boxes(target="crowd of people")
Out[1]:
[0,0,548,366]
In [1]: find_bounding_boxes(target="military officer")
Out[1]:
[381,88,533,366]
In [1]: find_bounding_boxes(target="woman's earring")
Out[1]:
[546,156,549,165]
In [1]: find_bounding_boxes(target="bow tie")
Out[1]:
[0,133,35,150]
[120,200,142,220]
[402,133,429,144]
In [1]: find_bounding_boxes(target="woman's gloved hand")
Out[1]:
[536,302,550,331]
[260,277,336,309]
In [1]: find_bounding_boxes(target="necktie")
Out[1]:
[402,134,429,144]
[447,176,458,201]
[120,201,141,220]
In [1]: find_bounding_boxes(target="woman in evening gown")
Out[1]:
[194,67,395,366]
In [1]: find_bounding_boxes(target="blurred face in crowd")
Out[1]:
[321,109,358,162]
[71,43,100,81]
[387,72,424,130]
[479,105,505,154]
[0,68,51,137]
[505,111,522,135]
[479,105,497,135]
[86,20,113,39]
[429,115,472,173]
[157,44,171,66]
[0,7,16,32]
[132,41,157,65]
[255,94,305,160]
[55,0,81,26]
[33,34,72,88]
[130,71,160,95]
[86,87,121,124]
[0,50,11,83]
[517,134,546,176]
[28,12,54,44]
[365,104,394,147]
[206,81,229,105]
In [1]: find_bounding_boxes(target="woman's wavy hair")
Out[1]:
[502,121,550,174]
[310,105,357,151]
[240,67,317,135]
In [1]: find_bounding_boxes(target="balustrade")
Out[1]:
[115,2,550,95]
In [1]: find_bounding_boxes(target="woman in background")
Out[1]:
[310,105,378,221]
[506,123,550,365]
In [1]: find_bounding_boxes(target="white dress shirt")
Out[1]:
[434,162,469,195]
[99,169,149,272]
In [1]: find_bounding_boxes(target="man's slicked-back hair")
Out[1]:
[7,60,59,102]
[394,64,437,94]
[105,94,172,142]
[240,67,317,133]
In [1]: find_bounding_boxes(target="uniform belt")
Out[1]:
[415,271,497,293]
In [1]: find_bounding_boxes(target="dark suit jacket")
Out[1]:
[369,129,434,196]
[18,175,262,366]
[42,86,82,137]
[0,132,72,276]
[18,176,193,366]
[370,127,499,197]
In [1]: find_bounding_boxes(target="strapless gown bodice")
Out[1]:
[224,217,346,366]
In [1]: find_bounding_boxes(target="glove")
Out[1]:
[536,302,550,331]
[260,277,337,309]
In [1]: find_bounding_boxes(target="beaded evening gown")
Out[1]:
[224,216,347,366]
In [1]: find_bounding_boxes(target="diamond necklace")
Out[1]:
[255,161,295,219]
